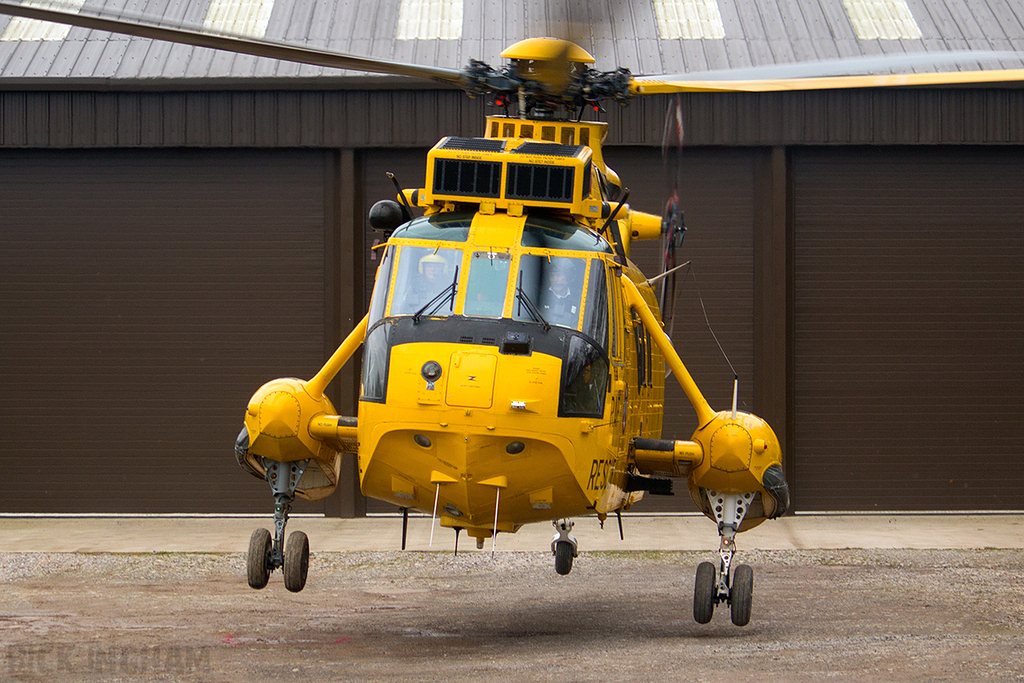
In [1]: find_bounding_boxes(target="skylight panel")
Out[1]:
[652,0,726,40]
[842,0,923,40]
[202,0,274,38]
[396,0,463,40]
[1,0,86,42]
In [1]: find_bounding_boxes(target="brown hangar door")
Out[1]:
[791,146,1024,511]
[0,149,332,513]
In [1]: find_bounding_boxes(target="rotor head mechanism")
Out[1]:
[464,39,631,119]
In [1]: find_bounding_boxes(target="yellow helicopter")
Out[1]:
[4,0,1023,627]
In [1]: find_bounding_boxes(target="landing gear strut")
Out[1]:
[551,518,578,575]
[692,490,755,626]
[247,458,311,592]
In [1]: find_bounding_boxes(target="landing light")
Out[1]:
[414,434,432,448]
[506,441,526,454]
[421,361,443,381]
[443,504,463,517]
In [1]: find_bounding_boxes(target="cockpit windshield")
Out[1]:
[389,246,463,317]
[514,255,585,330]
[391,212,473,241]
[463,251,511,317]
[521,214,613,253]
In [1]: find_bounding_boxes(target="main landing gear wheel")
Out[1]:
[554,541,574,575]
[239,455,312,591]
[693,490,759,626]
[283,530,310,593]
[693,561,716,624]
[730,564,753,627]
[247,528,272,590]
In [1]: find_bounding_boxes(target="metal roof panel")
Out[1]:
[1,0,1024,82]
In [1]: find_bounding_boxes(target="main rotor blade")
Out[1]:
[633,51,1024,94]
[643,50,1024,83]
[0,1,466,84]
[632,68,1024,94]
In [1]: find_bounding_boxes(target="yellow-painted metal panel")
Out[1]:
[446,351,497,408]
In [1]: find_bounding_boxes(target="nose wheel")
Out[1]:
[692,489,756,626]
[245,458,311,592]
[551,519,578,575]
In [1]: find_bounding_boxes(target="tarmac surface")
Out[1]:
[1,514,1022,682]
[1,511,1022,553]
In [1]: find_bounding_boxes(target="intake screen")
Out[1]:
[505,163,575,203]
[433,158,502,198]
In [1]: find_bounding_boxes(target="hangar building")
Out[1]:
[1,0,1023,515]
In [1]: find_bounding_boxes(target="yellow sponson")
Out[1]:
[633,439,703,477]
[628,209,662,242]
[308,415,359,453]
[244,377,339,465]
[500,38,595,64]
[686,410,785,529]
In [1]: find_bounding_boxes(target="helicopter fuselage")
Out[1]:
[356,208,664,541]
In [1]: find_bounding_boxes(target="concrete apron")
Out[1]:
[0,514,1021,553]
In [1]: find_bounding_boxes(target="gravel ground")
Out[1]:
[1,549,1022,682]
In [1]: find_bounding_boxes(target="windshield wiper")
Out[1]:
[515,271,551,332]
[413,266,459,323]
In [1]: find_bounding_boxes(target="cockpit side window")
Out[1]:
[514,255,585,329]
[388,246,463,317]
[366,245,394,327]
[463,251,511,318]
[560,335,609,417]
[581,259,608,348]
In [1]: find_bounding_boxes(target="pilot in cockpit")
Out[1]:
[404,252,449,311]
[540,259,582,328]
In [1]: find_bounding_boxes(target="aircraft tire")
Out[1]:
[554,541,574,575]
[247,528,272,590]
[284,531,310,593]
[730,564,754,627]
[693,561,716,624]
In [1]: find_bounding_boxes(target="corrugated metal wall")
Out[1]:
[2,86,1024,513]
[792,146,1024,510]
[4,89,1024,150]
[0,148,331,513]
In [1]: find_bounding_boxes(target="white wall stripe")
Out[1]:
[842,0,923,40]
[202,0,274,39]
[652,0,726,40]
[396,0,463,40]
[1,0,86,42]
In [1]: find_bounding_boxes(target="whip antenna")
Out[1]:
[683,263,739,417]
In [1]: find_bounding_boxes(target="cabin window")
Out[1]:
[513,255,585,329]
[632,309,647,388]
[463,251,511,318]
[559,335,608,418]
[389,246,463,317]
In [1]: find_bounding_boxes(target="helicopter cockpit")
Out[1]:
[362,210,613,418]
